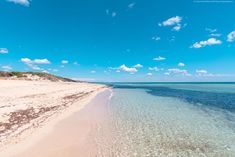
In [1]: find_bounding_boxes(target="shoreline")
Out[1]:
[13,89,112,157]
[0,80,108,157]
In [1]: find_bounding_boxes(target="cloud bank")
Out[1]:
[191,38,222,48]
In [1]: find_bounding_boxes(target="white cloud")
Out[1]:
[172,25,181,31]
[153,56,166,61]
[147,73,153,76]
[152,36,161,41]
[21,58,51,64]
[178,62,185,67]
[1,65,12,71]
[109,64,139,73]
[209,33,222,37]
[167,68,191,76]
[159,16,183,31]
[33,59,50,64]
[160,16,182,26]
[21,58,32,64]
[191,43,202,48]
[28,64,41,70]
[195,70,234,77]
[128,2,135,9]
[191,38,222,48]
[61,60,69,64]
[0,48,8,54]
[119,64,137,73]
[148,67,161,71]
[227,31,235,42]
[48,68,58,72]
[7,0,30,6]
[91,70,96,73]
[206,28,217,33]
[168,68,187,73]
[206,28,222,37]
[196,69,208,76]
[21,58,50,71]
[133,64,143,68]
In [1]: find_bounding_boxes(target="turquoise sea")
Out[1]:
[95,83,235,157]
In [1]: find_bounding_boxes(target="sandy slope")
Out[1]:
[0,80,106,155]
[14,89,112,157]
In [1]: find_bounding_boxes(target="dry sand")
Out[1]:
[14,90,111,157]
[0,80,107,157]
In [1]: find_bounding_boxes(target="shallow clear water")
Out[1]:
[95,84,235,157]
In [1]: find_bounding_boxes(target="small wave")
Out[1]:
[108,89,114,100]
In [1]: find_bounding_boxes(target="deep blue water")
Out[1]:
[113,84,235,112]
[97,82,235,85]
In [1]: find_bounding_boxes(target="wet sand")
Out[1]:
[13,89,111,157]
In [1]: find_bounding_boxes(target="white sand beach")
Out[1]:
[0,80,107,157]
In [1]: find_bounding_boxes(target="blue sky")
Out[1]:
[0,0,235,82]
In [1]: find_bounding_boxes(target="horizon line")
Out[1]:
[93,81,235,83]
